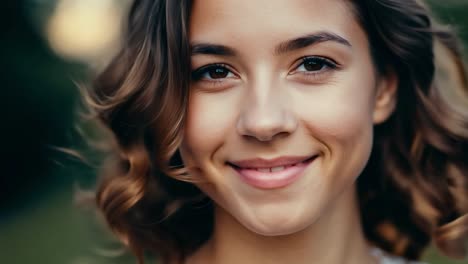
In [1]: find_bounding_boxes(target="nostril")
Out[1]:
[236,107,298,142]
[255,134,275,142]
[249,131,292,142]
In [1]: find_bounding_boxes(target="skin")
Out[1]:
[179,0,398,263]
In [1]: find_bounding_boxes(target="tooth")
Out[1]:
[271,166,285,172]
[257,168,271,173]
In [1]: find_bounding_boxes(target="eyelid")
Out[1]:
[289,56,339,74]
[286,56,342,84]
[191,63,239,81]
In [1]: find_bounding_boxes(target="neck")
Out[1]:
[187,185,377,264]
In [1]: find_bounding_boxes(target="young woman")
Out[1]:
[85,0,468,263]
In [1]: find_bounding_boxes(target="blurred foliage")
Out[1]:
[0,0,467,264]
[428,0,468,47]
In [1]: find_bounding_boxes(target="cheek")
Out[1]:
[306,88,374,141]
[179,93,241,208]
[297,71,377,181]
[180,91,239,166]
[307,63,377,140]
[297,81,375,138]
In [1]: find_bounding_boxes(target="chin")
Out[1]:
[237,206,317,237]
[244,218,312,237]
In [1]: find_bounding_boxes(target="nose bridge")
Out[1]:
[237,69,296,141]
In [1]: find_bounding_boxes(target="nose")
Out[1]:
[236,80,297,142]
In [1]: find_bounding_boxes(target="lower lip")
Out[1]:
[230,157,316,189]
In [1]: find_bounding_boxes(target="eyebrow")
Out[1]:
[275,31,352,55]
[190,31,352,57]
[191,43,236,56]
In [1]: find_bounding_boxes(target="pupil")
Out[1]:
[209,67,228,79]
[304,59,323,71]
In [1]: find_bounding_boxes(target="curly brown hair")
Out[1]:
[83,0,468,263]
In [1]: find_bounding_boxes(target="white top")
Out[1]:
[370,247,428,264]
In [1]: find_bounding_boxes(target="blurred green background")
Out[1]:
[0,0,467,263]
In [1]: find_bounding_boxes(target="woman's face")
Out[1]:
[180,0,396,235]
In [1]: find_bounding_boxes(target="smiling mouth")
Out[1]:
[227,155,318,189]
[228,156,316,171]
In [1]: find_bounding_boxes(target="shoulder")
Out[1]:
[370,247,429,264]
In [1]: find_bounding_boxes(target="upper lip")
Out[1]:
[228,155,316,169]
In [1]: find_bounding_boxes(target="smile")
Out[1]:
[228,155,317,189]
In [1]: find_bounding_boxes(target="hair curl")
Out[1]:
[83,0,468,263]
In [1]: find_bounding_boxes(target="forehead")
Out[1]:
[189,0,362,46]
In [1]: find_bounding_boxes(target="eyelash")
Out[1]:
[290,56,339,79]
[191,56,339,86]
[191,63,237,83]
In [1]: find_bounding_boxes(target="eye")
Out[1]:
[293,56,337,73]
[192,64,236,81]
[288,56,340,83]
